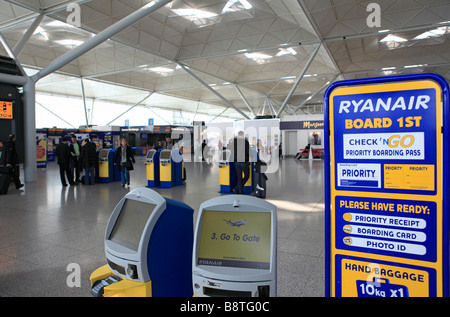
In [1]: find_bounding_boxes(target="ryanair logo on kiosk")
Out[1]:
[224,219,247,227]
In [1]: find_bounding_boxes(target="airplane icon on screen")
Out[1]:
[224,219,247,227]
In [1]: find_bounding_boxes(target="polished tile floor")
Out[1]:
[0,156,325,297]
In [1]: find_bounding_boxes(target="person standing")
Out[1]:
[55,137,75,186]
[154,140,163,150]
[230,131,250,194]
[69,135,81,183]
[80,138,97,185]
[163,135,173,150]
[114,138,135,187]
[0,133,24,189]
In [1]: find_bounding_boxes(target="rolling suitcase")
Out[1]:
[0,166,11,195]
[254,160,268,198]
[254,171,267,198]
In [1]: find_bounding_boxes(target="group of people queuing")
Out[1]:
[56,135,136,188]
[2,131,252,194]
[56,135,99,186]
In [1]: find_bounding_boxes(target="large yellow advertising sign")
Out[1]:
[324,74,450,297]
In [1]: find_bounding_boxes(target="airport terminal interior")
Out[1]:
[0,0,449,298]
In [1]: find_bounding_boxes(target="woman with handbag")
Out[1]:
[114,138,135,187]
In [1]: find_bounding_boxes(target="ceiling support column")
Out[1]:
[293,75,339,114]
[179,63,250,120]
[235,85,256,118]
[106,92,153,126]
[13,13,44,57]
[276,44,320,118]
[31,0,173,82]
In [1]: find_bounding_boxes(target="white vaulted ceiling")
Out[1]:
[0,0,449,120]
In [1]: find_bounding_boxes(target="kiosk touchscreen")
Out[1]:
[219,150,236,193]
[90,188,194,297]
[98,149,114,183]
[193,195,277,297]
[146,149,160,188]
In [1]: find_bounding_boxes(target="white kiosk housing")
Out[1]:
[193,195,277,297]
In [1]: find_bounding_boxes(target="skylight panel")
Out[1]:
[222,0,252,13]
[413,27,449,40]
[171,8,218,20]
[245,52,273,64]
[276,48,297,57]
[54,39,84,46]
[33,26,49,41]
[380,34,407,43]
[146,67,175,76]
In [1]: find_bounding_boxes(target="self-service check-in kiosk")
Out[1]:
[98,149,114,183]
[146,149,161,188]
[90,188,194,297]
[159,149,183,188]
[193,195,277,297]
[219,150,236,193]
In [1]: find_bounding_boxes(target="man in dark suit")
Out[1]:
[55,137,75,186]
[0,134,24,189]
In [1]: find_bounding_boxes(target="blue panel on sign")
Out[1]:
[356,278,409,297]
[333,88,438,195]
[335,196,437,262]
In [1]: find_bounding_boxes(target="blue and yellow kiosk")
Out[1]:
[146,149,161,188]
[159,149,183,188]
[98,149,114,183]
[90,187,194,297]
[219,150,236,193]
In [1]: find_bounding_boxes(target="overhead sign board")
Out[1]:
[324,74,449,297]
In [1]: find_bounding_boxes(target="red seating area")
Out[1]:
[299,148,324,159]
